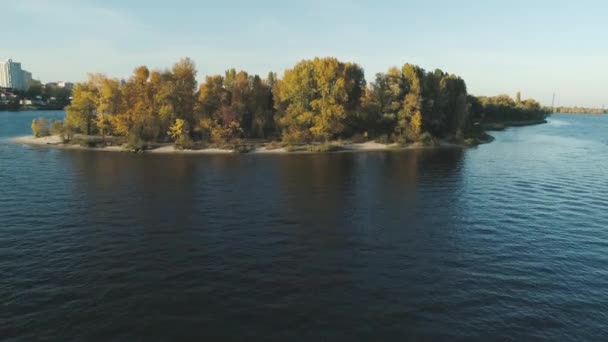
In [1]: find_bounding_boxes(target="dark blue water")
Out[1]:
[1,111,607,341]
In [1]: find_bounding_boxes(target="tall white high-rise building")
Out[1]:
[0,59,32,90]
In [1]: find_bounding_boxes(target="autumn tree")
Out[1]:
[50,57,549,149]
[274,57,364,143]
[89,74,122,144]
[65,81,97,135]
[171,58,198,129]
[399,64,424,141]
[365,64,471,141]
[111,66,153,142]
[168,118,192,149]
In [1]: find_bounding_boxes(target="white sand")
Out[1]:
[344,141,397,151]
[148,145,235,154]
[251,146,288,154]
[13,135,129,152]
[13,135,63,145]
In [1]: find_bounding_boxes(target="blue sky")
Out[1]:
[3,0,607,107]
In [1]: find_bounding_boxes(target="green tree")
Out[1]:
[224,68,237,92]
[250,75,275,138]
[25,80,43,99]
[198,75,231,118]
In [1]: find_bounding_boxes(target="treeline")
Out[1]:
[469,92,550,123]
[0,84,71,111]
[24,81,73,110]
[555,106,606,114]
[46,57,549,148]
[0,98,20,111]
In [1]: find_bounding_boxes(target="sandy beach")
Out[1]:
[12,135,462,154]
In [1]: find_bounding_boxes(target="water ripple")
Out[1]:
[1,113,608,340]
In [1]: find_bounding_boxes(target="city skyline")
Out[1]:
[3,0,608,107]
[0,59,33,91]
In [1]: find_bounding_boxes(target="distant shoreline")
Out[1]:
[553,112,606,115]
[0,107,65,113]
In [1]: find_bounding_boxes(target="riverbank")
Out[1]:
[13,135,466,154]
[13,118,555,154]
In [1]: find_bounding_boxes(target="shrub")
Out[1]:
[351,133,368,144]
[309,141,331,152]
[234,144,254,153]
[211,121,243,145]
[285,144,298,152]
[168,119,193,150]
[375,134,392,144]
[50,120,64,135]
[309,141,342,152]
[464,138,480,146]
[127,134,147,152]
[31,120,39,137]
[62,122,76,143]
[419,132,439,146]
[198,117,243,146]
[31,117,50,137]
[281,129,308,145]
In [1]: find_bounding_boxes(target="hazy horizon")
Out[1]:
[4,0,607,107]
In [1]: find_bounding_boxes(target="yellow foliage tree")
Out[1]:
[31,117,49,137]
[65,82,97,135]
[399,64,424,142]
[168,118,192,149]
[90,74,122,144]
[274,57,364,143]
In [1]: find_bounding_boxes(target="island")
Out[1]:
[16,57,549,154]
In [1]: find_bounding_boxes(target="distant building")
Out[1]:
[0,59,25,90]
[57,81,74,89]
[0,59,34,91]
[22,70,32,90]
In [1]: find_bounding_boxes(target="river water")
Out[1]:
[1,111,607,340]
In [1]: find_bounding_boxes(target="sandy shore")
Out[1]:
[14,135,64,145]
[12,135,461,154]
[148,145,236,154]
[13,135,129,153]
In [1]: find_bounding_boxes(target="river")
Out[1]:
[1,111,607,340]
